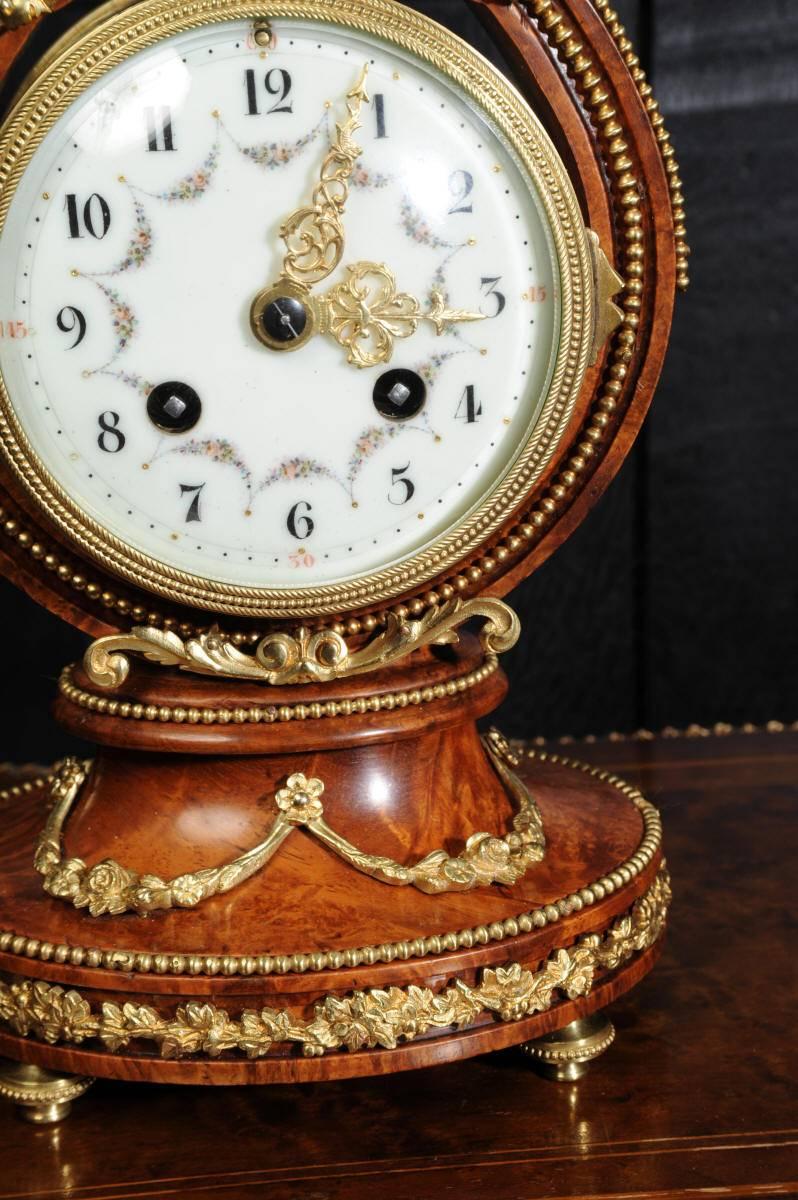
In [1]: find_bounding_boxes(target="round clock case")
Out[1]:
[0,0,683,1102]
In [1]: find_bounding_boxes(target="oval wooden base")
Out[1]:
[0,643,668,1086]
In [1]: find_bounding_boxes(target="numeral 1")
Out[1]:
[373,93,388,138]
[146,106,176,152]
[455,384,481,424]
[180,483,205,523]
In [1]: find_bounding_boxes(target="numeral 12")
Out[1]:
[245,68,293,115]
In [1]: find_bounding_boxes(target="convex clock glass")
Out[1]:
[0,6,592,613]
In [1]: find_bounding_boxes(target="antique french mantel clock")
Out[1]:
[0,0,686,1119]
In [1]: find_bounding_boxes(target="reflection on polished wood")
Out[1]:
[0,731,794,1197]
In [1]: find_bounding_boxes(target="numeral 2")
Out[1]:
[97,411,125,453]
[64,194,111,240]
[180,483,205,523]
[448,170,474,215]
[245,68,293,115]
[455,384,481,424]
[146,106,176,152]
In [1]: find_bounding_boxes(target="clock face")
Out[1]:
[0,3,592,615]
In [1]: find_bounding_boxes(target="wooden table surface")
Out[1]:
[1,730,795,1200]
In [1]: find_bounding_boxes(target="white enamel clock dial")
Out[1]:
[0,15,561,593]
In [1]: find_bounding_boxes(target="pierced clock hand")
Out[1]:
[280,62,370,289]
[250,64,370,352]
[316,261,486,370]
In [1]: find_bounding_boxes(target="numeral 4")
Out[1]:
[455,385,481,424]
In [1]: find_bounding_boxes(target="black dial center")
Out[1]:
[147,381,202,434]
[261,295,309,344]
[373,368,427,420]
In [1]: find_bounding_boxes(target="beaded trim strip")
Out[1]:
[524,719,798,747]
[57,653,499,725]
[0,749,661,977]
[593,0,690,290]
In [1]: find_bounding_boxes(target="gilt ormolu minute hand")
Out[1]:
[250,64,370,352]
[249,64,485,367]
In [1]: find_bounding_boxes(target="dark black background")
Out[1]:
[1,1,795,760]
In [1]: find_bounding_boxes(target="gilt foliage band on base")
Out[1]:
[83,597,520,689]
[0,866,670,1060]
[33,732,544,916]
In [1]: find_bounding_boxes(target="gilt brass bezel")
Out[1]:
[0,0,594,619]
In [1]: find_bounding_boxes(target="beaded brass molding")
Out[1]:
[59,653,499,727]
[82,598,519,689]
[0,0,50,33]
[0,866,670,1060]
[0,1061,93,1124]
[524,718,798,747]
[592,0,690,291]
[33,735,545,916]
[0,747,662,976]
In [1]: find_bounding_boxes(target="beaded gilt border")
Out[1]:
[58,653,499,726]
[592,0,690,290]
[0,866,670,1060]
[0,749,661,977]
[0,0,666,641]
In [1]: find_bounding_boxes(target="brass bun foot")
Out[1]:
[0,1059,93,1123]
[521,1012,615,1081]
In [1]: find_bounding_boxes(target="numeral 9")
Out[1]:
[56,306,87,349]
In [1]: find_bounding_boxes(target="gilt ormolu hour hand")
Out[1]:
[250,64,370,352]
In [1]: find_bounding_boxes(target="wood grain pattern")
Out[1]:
[0,731,795,1197]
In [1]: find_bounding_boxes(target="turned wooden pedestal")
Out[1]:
[0,639,668,1092]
